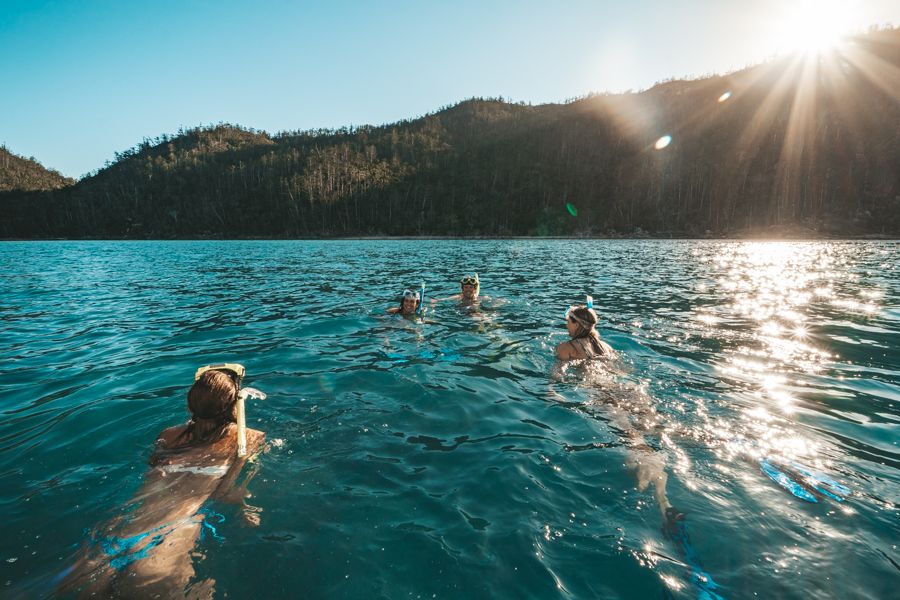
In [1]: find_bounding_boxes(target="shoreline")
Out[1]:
[2,234,898,242]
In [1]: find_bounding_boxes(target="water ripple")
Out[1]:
[1,240,898,599]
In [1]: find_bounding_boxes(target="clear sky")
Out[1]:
[2,0,898,178]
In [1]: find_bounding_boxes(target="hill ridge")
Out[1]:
[3,27,899,238]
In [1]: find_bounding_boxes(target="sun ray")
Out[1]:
[839,39,900,103]
[773,54,821,223]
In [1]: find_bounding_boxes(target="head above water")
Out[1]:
[188,369,239,421]
[399,289,421,314]
[566,305,598,339]
[563,303,608,357]
[460,273,480,299]
[178,367,242,447]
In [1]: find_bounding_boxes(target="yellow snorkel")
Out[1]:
[193,363,266,458]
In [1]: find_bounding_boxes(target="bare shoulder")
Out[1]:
[555,341,576,360]
[155,425,187,448]
[599,340,615,356]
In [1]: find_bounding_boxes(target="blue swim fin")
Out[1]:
[759,459,818,503]
[785,461,850,502]
[664,508,725,600]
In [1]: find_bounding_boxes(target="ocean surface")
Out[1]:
[1,240,898,599]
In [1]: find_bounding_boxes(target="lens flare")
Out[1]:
[654,135,672,150]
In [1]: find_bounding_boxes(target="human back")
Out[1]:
[61,367,265,598]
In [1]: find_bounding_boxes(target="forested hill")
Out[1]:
[3,27,900,238]
[0,147,73,193]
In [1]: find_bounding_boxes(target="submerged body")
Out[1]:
[553,303,674,518]
[64,425,265,598]
[61,369,265,598]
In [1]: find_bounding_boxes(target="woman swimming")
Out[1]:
[60,365,266,598]
[555,301,613,360]
[386,288,422,316]
[552,301,678,515]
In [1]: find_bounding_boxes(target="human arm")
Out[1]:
[212,428,266,525]
[431,294,461,305]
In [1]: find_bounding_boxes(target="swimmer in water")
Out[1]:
[60,365,266,599]
[553,300,676,515]
[556,300,614,360]
[387,288,422,316]
[433,274,488,308]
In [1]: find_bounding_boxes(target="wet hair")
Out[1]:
[152,370,238,462]
[568,306,606,356]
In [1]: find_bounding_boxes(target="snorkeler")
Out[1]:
[554,299,675,515]
[556,297,614,360]
[432,273,487,307]
[60,364,266,598]
[551,303,723,596]
[387,287,425,316]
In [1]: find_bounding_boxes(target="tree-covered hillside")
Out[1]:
[0,147,74,193]
[3,27,899,238]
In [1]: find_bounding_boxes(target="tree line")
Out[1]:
[2,28,899,238]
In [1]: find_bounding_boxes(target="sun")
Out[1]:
[770,0,857,55]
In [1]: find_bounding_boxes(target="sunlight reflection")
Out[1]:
[680,256,863,506]
[700,242,882,486]
[660,574,684,591]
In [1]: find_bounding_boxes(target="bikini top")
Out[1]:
[154,463,229,477]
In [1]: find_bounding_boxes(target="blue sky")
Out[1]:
[2,0,898,178]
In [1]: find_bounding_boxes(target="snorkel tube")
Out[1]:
[417,282,426,314]
[194,363,267,458]
[564,295,594,320]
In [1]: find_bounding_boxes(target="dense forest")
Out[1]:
[2,28,899,238]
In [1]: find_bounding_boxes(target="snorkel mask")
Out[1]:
[460,273,480,295]
[402,289,421,302]
[194,363,266,458]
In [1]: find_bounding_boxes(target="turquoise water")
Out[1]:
[1,240,898,599]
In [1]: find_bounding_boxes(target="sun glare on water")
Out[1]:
[771,0,857,55]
